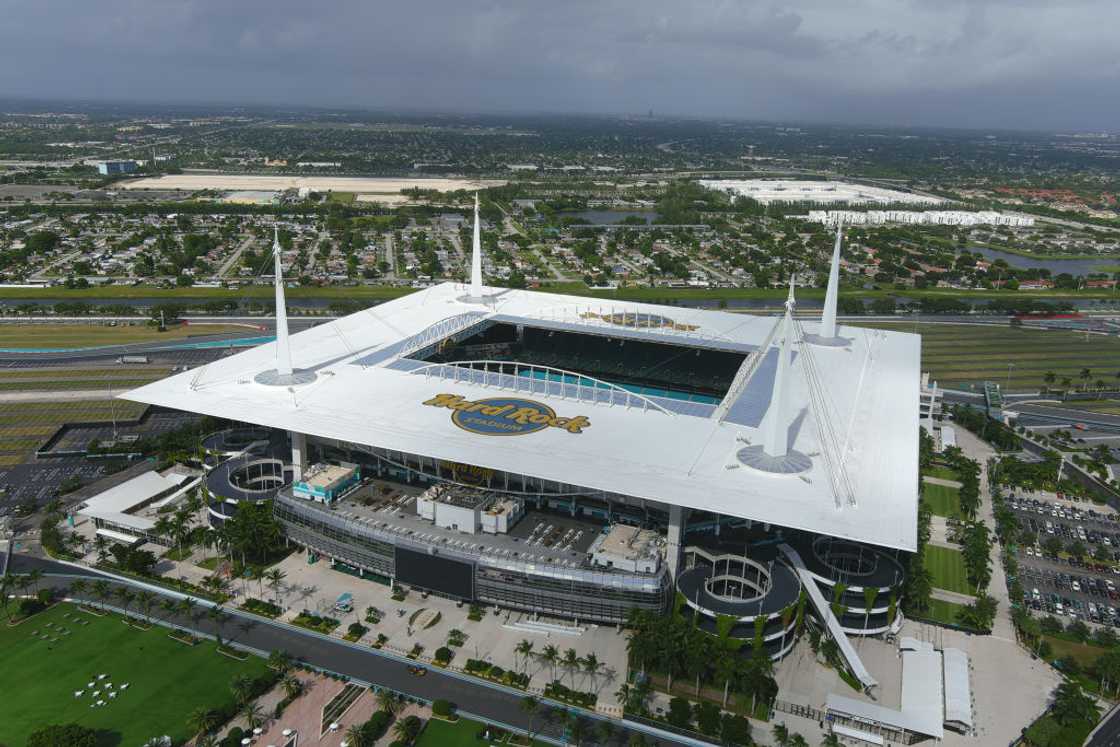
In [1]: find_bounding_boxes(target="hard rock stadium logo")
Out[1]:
[423,393,591,436]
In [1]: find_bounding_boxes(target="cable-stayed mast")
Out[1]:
[470,193,483,298]
[254,225,316,386]
[735,279,812,474]
[807,221,848,347]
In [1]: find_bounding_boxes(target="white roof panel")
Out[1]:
[78,470,185,530]
[943,648,973,728]
[122,282,921,550]
[901,649,945,739]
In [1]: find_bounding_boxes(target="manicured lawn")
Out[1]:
[922,482,962,518]
[923,545,973,595]
[0,602,269,747]
[925,465,960,482]
[415,718,547,746]
[921,597,968,626]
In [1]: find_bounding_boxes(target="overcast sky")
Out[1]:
[2,0,1117,131]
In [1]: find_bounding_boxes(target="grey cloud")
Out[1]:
[0,0,1116,129]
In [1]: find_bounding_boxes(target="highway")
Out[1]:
[7,555,699,747]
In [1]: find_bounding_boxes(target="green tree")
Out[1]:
[27,723,97,747]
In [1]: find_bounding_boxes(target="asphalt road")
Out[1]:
[1087,705,1120,747]
[8,555,697,747]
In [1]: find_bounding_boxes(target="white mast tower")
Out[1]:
[807,221,848,347]
[736,279,812,474]
[255,226,315,386]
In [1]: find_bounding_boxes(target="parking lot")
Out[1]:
[1011,493,1120,625]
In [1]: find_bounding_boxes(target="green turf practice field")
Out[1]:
[849,322,1120,393]
[922,482,962,518]
[0,399,148,465]
[923,545,974,596]
[0,602,268,746]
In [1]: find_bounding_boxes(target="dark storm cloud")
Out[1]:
[0,0,1116,130]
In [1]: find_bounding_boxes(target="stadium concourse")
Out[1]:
[125,219,919,684]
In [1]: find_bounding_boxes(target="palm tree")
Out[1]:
[187,706,220,739]
[281,673,304,700]
[91,579,111,611]
[772,723,791,747]
[69,578,88,601]
[208,605,230,647]
[159,598,177,622]
[345,723,370,747]
[93,534,109,564]
[1080,367,1092,391]
[538,645,560,682]
[567,714,588,747]
[392,717,420,745]
[562,648,581,689]
[581,651,602,691]
[154,515,175,548]
[790,735,809,747]
[241,702,264,730]
[264,568,287,606]
[178,596,198,623]
[113,586,134,616]
[269,649,294,673]
[136,590,156,623]
[515,639,534,675]
[26,569,43,595]
[1043,371,1056,392]
[862,587,879,635]
[377,688,403,717]
[821,734,842,747]
[230,673,254,706]
[520,696,539,740]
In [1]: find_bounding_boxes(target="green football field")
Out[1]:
[923,545,974,596]
[922,482,962,518]
[0,601,268,747]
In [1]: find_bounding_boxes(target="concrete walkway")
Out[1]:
[931,588,976,605]
[954,426,1015,640]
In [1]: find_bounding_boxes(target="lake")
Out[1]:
[971,246,1117,276]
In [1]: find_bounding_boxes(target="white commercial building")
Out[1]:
[700,179,944,206]
[807,210,1035,227]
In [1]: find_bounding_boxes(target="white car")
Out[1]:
[1073,581,1082,592]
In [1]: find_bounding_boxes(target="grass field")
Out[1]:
[0,399,148,465]
[925,465,960,481]
[0,323,250,349]
[0,602,268,747]
[1043,635,1108,669]
[922,482,962,518]
[415,718,546,747]
[923,545,973,595]
[850,322,1120,393]
[920,597,969,626]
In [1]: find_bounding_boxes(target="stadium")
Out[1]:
[124,211,920,676]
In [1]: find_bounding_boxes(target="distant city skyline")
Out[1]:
[1,0,1118,131]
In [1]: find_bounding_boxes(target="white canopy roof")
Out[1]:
[943,648,974,729]
[77,470,188,531]
[123,282,921,550]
